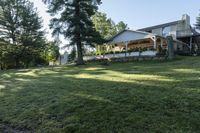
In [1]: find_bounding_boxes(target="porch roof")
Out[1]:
[108,29,157,44]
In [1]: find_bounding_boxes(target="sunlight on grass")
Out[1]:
[72,93,112,103]
[72,70,178,83]
[173,68,200,74]
[0,85,5,97]
[15,78,30,82]
[84,67,106,71]
[0,85,5,90]
[10,87,24,92]
[14,69,59,77]
[1,73,12,78]
[0,93,4,97]
[15,71,38,77]
[1,56,200,132]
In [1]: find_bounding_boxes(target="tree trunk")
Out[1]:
[15,57,20,68]
[0,63,3,70]
[75,0,84,65]
[76,41,84,65]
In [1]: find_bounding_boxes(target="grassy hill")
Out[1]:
[1,56,200,132]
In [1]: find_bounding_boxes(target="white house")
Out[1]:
[138,14,199,53]
[84,14,200,61]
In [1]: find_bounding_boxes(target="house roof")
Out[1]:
[137,20,183,31]
[108,29,155,41]
[108,30,147,41]
[108,29,156,44]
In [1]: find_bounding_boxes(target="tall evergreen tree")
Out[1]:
[43,0,104,65]
[19,1,45,67]
[0,0,21,44]
[0,0,46,68]
[195,13,200,29]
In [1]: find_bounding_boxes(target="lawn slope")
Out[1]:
[0,56,200,132]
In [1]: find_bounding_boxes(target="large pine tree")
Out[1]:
[19,1,46,67]
[43,0,104,65]
[195,12,200,29]
[0,0,45,68]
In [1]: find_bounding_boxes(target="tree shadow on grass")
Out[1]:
[1,66,200,132]
[0,56,200,132]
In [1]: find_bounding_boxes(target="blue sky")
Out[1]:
[30,0,200,41]
[99,0,199,30]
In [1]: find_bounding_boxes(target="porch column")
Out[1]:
[113,44,116,57]
[190,37,192,53]
[161,39,163,48]
[125,42,128,57]
[167,36,174,59]
[153,36,157,49]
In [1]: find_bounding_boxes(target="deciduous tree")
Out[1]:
[92,12,128,55]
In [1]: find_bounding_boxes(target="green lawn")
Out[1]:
[1,56,200,132]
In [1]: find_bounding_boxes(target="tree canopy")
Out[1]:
[0,0,48,69]
[46,41,60,63]
[43,0,104,65]
[92,12,128,55]
[195,12,200,29]
[92,12,128,40]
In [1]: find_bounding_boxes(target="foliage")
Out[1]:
[0,41,16,69]
[45,42,60,62]
[156,45,167,57]
[0,0,46,69]
[43,0,104,65]
[68,47,77,62]
[92,12,116,39]
[195,12,200,29]
[1,56,200,132]
[116,21,128,33]
[92,12,128,55]
[92,12,128,39]
[95,44,109,55]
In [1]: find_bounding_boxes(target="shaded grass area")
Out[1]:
[0,56,200,132]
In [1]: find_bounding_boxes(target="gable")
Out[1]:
[109,30,153,44]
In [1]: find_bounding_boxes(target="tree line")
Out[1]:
[0,0,59,70]
[0,0,126,68]
[1,0,200,68]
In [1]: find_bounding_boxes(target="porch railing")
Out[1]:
[176,29,193,37]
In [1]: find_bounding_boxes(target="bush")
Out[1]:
[156,49,167,57]
[101,58,111,66]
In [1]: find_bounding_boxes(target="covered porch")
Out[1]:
[84,30,168,61]
[105,30,167,55]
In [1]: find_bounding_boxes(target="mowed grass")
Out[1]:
[1,56,200,132]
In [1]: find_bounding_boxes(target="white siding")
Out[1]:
[111,31,152,44]
[152,28,162,36]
